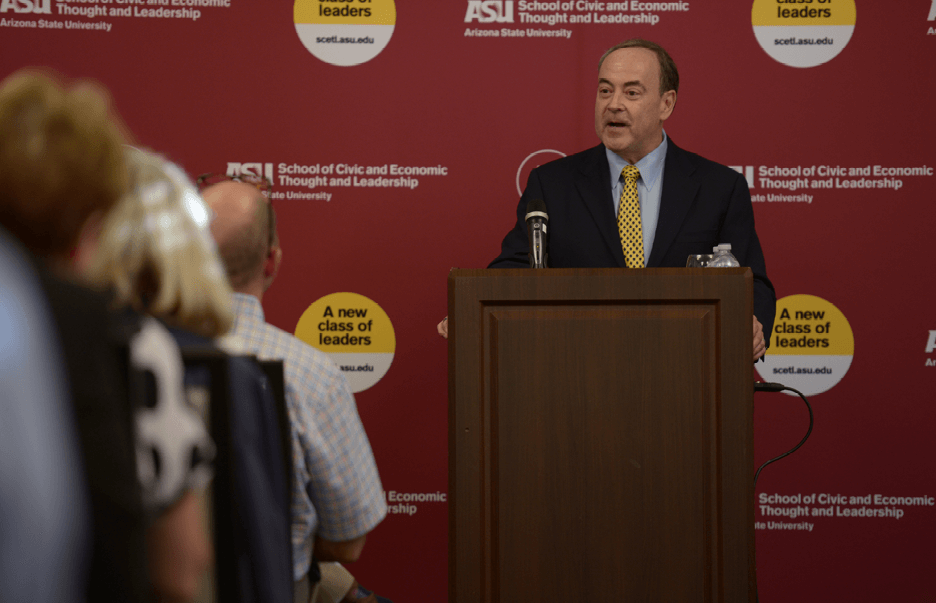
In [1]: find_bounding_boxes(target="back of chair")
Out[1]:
[257,359,300,580]
[178,347,235,603]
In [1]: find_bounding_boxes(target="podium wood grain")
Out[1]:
[448,268,754,603]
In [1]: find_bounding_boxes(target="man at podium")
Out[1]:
[441,39,775,362]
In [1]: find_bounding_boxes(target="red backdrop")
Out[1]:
[3,1,935,600]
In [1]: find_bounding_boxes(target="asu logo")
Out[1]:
[0,0,52,14]
[926,330,936,366]
[226,162,274,182]
[464,0,514,23]
[729,165,756,190]
[929,0,936,21]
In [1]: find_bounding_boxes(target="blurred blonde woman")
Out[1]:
[83,147,224,602]
[86,147,293,603]
[85,145,233,339]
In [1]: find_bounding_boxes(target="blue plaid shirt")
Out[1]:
[230,294,386,580]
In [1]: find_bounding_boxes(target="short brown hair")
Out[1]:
[217,187,273,289]
[598,39,679,96]
[0,69,128,257]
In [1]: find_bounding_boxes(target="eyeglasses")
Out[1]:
[197,172,277,248]
[196,172,272,199]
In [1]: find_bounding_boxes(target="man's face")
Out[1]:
[594,47,676,164]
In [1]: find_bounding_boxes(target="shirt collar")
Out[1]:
[606,130,668,189]
[232,292,265,323]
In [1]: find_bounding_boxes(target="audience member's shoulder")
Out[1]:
[35,269,140,347]
[37,267,107,312]
[262,320,345,380]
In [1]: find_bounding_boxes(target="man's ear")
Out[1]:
[264,244,282,283]
[660,90,677,121]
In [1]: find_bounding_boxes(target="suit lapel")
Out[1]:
[647,141,700,267]
[575,145,627,267]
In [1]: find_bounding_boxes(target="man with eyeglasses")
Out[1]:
[202,177,389,603]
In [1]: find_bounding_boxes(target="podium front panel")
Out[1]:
[448,268,754,603]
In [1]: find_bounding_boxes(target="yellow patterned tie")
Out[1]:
[617,165,644,268]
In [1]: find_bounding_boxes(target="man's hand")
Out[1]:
[437,316,448,339]
[314,534,367,564]
[753,315,765,362]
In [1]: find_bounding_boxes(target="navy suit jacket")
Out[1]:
[490,141,777,343]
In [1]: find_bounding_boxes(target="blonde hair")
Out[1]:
[0,69,128,257]
[85,147,234,338]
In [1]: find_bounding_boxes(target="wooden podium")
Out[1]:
[447,268,755,603]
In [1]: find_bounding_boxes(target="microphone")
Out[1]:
[525,198,548,269]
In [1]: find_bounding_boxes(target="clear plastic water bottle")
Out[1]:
[686,253,713,267]
[707,244,740,268]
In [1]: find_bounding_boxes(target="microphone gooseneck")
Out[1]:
[525,198,548,269]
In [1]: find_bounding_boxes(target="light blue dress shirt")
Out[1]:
[606,131,668,265]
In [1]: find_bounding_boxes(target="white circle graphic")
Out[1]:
[516,149,566,197]
[751,0,856,68]
[752,25,855,68]
[294,292,396,393]
[295,24,395,67]
[755,294,854,397]
[294,0,396,67]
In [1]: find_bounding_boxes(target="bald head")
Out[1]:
[203,181,271,291]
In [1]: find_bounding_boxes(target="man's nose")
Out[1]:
[608,90,627,110]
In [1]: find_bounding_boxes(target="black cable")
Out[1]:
[753,382,814,490]
[752,381,814,603]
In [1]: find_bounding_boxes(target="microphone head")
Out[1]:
[525,198,548,223]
